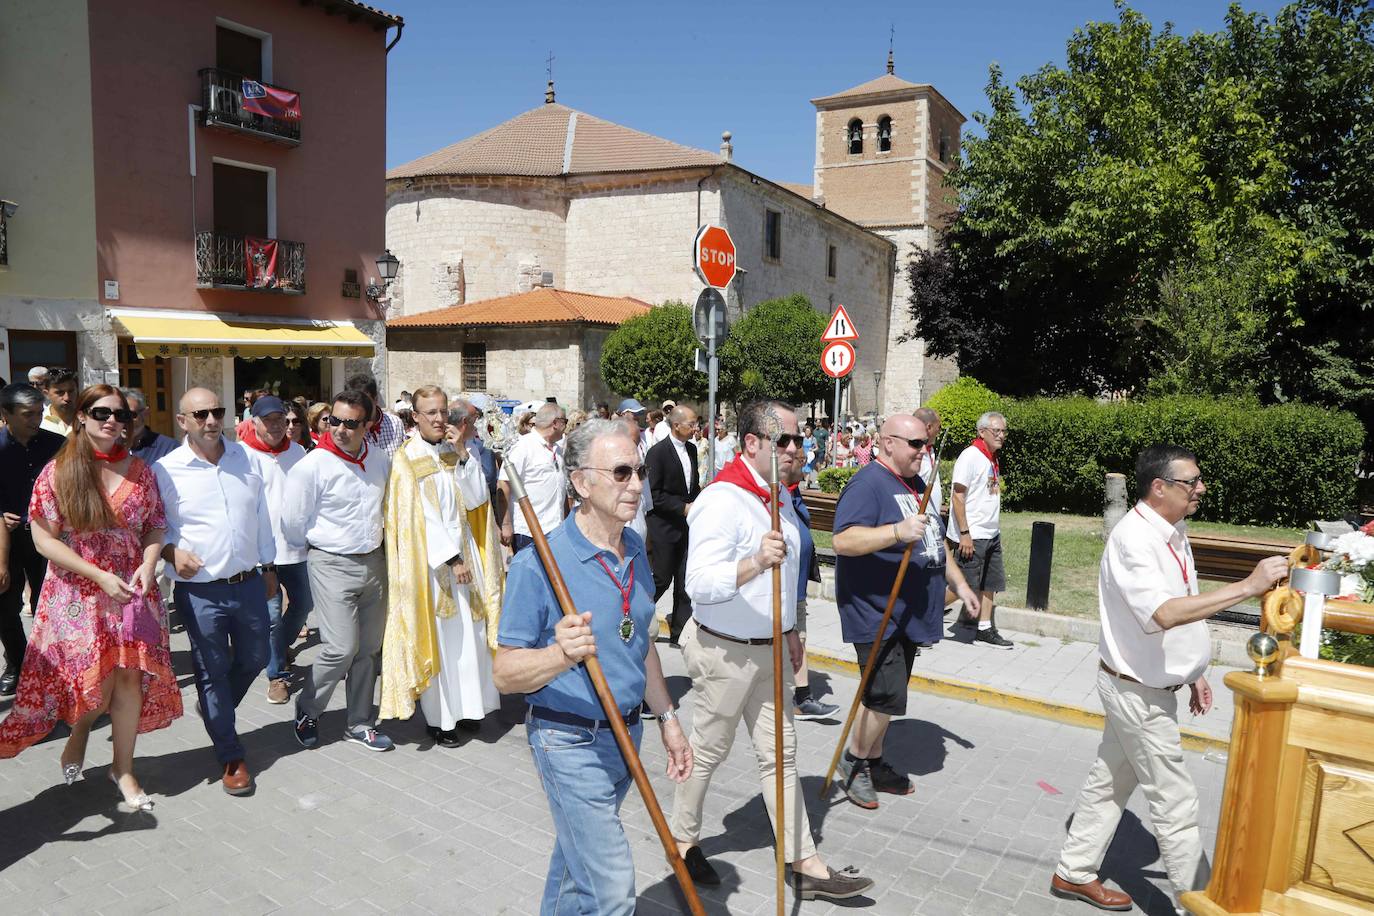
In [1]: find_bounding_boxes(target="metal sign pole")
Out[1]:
[831,376,841,465]
[706,305,719,480]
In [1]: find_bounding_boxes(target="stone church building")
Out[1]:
[383,62,962,415]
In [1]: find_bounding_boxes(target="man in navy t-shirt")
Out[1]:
[831,414,980,811]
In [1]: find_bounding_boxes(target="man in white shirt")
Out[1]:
[154,388,277,795]
[1049,444,1287,913]
[947,410,1014,648]
[669,399,874,902]
[284,389,393,752]
[710,417,737,481]
[650,399,675,444]
[497,402,568,553]
[39,368,77,437]
[237,396,311,705]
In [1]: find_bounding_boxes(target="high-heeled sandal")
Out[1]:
[61,762,83,785]
[109,771,155,811]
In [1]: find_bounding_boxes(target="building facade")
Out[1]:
[0,0,399,433]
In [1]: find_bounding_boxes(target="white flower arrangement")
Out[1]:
[1322,521,1374,603]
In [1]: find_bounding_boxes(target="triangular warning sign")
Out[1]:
[822,304,859,342]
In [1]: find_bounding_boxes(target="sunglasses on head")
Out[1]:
[326,415,366,430]
[584,463,647,483]
[184,407,227,421]
[88,406,135,424]
[885,435,928,450]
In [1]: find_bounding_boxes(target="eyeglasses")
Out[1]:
[184,407,227,422]
[884,435,928,450]
[583,464,647,483]
[772,434,805,450]
[983,427,1009,436]
[327,415,366,430]
[88,407,135,424]
[1163,474,1204,491]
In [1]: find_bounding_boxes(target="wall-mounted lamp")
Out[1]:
[366,249,400,305]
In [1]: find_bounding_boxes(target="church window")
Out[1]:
[827,245,837,279]
[847,119,863,155]
[938,127,949,163]
[461,341,487,390]
[877,116,892,153]
[764,209,782,261]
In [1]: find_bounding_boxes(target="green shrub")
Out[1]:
[926,377,1004,451]
[817,466,859,493]
[1324,632,1374,669]
[999,397,1363,527]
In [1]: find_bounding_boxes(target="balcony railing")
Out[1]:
[195,231,305,294]
[199,68,302,145]
[0,217,7,269]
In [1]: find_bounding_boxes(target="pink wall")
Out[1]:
[88,0,391,321]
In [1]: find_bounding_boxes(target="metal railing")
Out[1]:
[195,231,305,293]
[0,217,7,268]
[199,68,302,144]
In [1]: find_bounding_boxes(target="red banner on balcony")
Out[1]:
[245,237,279,289]
[241,80,301,121]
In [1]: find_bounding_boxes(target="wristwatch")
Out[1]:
[446,552,464,567]
[657,706,679,725]
[259,563,277,574]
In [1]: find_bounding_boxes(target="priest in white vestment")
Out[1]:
[380,387,504,746]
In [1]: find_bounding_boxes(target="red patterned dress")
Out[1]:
[0,458,182,756]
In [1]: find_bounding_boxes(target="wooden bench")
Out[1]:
[800,489,839,532]
[1188,534,1299,583]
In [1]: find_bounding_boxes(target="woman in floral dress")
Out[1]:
[0,384,181,810]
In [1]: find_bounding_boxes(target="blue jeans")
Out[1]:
[265,561,314,680]
[527,714,643,916]
[174,576,270,764]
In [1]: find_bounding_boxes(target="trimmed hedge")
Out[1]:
[926,377,1003,448]
[817,466,859,493]
[999,397,1363,526]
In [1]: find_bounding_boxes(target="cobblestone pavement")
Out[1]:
[0,613,1225,915]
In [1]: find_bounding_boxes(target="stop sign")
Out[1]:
[694,225,737,290]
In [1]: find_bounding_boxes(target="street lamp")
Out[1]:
[367,249,401,305]
[873,369,882,414]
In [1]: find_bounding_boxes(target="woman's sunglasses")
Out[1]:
[88,407,135,424]
[285,417,305,426]
[584,464,647,483]
[326,416,365,430]
[184,407,227,421]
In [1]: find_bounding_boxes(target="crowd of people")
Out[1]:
[0,367,1289,913]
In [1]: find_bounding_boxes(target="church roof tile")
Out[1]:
[386,288,652,328]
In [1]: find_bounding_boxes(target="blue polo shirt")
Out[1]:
[833,461,946,645]
[498,513,656,721]
[790,485,816,599]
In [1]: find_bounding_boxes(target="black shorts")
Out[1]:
[852,634,919,716]
[953,534,1006,592]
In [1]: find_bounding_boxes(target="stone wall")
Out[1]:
[878,227,958,413]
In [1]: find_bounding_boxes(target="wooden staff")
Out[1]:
[819,436,942,798]
[768,438,785,915]
[505,467,705,916]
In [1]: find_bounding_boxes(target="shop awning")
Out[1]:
[112,310,375,359]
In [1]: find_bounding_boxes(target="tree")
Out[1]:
[718,294,830,406]
[906,1,1374,432]
[600,303,706,403]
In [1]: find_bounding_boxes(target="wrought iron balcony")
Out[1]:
[199,68,302,145]
[195,231,305,294]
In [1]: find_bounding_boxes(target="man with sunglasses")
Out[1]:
[831,415,981,810]
[154,388,277,794]
[284,389,393,752]
[1050,445,1287,913]
[671,399,874,902]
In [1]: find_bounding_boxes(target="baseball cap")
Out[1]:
[661,400,676,410]
[250,396,286,418]
[616,398,646,414]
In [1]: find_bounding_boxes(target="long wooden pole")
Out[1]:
[819,446,940,799]
[505,468,706,916]
[769,441,785,915]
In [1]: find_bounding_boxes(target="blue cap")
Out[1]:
[616,398,646,414]
[250,396,287,418]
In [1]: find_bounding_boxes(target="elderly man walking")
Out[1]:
[646,404,701,646]
[670,399,874,901]
[382,386,503,746]
[285,389,392,751]
[1050,445,1287,912]
[498,402,568,554]
[124,389,179,464]
[154,388,277,794]
[948,410,1014,648]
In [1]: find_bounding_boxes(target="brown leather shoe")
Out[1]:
[1050,875,1132,911]
[266,678,289,704]
[222,759,253,796]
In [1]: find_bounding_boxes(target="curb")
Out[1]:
[803,646,1230,754]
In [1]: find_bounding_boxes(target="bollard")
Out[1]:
[1104,473,1127,539]
[1026,521,1055,611]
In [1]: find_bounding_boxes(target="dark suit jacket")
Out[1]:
[646,435,700,545]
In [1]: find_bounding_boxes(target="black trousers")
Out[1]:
[0,528,47,670]
[650,534,691,642]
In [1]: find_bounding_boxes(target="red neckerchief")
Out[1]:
[711,455,780,507]
[1133,506,1190,586]
[92,443,129,462]
[240,422,291,455]
[876,458,924,501]
[970,437,1000,483]
[318,431,369,471]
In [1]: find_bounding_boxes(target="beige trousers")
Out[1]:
[1056,669,1210,904]
[670,619,817,863]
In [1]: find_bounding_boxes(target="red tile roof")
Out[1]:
[386,288,652,329]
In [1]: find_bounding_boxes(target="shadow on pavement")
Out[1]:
[1098,809,1197,916]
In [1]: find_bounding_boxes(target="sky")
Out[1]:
[384,0,1289,186]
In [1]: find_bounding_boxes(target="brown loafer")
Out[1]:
[266,678,289,704]
[222,759,253,796]
[1050,874,1132,911]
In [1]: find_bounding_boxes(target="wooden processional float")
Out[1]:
[1183,532,1374,916]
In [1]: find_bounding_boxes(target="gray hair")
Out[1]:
[123,388,148,411]
[533,402,566,429]
[914,406,939,427]
[448,398,475,427]
[563,418,635,488]
[27,366,49,384]
[0,383,46,413]
[976,410,1006,431]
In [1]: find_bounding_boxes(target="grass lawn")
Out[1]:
[814,511,1307,619]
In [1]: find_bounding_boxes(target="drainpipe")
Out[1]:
[385,21,404,53]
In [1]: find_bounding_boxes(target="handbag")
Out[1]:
[120,589,163,645]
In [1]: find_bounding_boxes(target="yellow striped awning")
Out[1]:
[113,311,375,359]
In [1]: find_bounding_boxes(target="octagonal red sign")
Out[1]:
[694,225,737,290]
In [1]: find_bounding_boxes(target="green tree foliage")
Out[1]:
[907,1,1374,433]
[600,303,706,403]
[925,376,1004,449]
[718,294,830,405]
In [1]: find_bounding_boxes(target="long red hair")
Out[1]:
[52,384,129,532]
